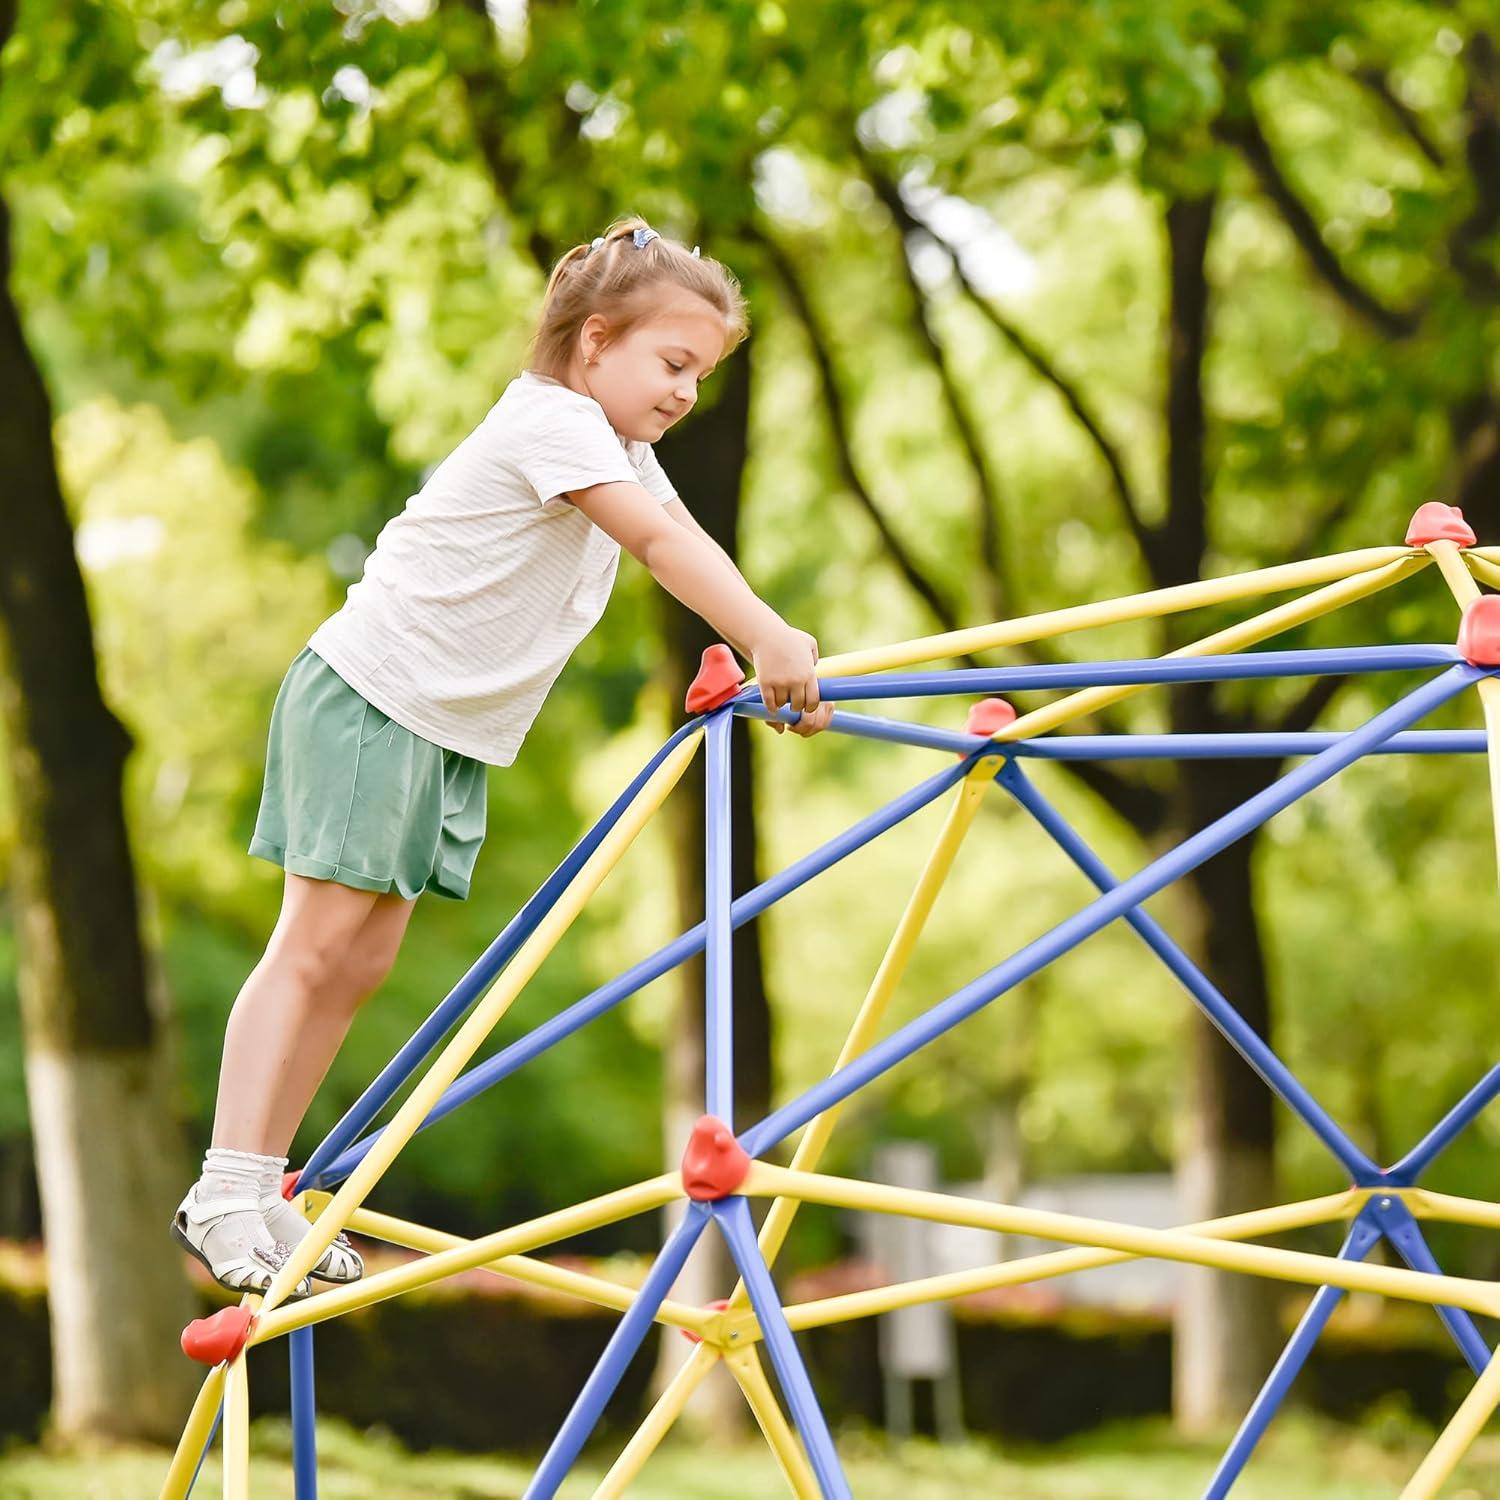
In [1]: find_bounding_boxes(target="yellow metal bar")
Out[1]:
[592,1342,721,1499]
[725,1345,821,1499]
[731,767,998,1316]
[1467,678,1500,888]
[817,548,1414,677]
[258,730,704,1312]
[746,1166,1500,1318]
[1464,551,1500,592]
[600,769,1002,1472]
[254,1175,683,1343]
[1400,1347,1500,1499]
[158,1364,227,1500]
[344,1205,713,1335]
[1408,1189,1500,1232]
[994,553,1430,744]
[221,1353,249,1500]
[767,1191,1361,1337]
[1430,539,1482,609]
[1429,541,1500,886]
[1472,693,1500,885]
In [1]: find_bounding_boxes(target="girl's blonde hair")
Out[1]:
[531,216,749,379]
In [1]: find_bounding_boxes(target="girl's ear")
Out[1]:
[580,312,610,365]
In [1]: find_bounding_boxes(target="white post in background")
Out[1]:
[866,1142,964,1443]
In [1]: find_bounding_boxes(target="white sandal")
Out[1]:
[265,1196,364,1285]
[171,1186,312,1300]
[308,1230,363,1285]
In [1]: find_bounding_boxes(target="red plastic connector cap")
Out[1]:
[1406,501,1475,548]
[181,1305,256,1366]
[1458,596,1500,666]
[965,697,1017,739]
[680,1297,731,1344]
[685,644,745,713]
[281,1171,301,1202]
[681,1114,751,1200]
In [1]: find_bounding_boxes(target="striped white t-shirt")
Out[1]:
[308,370,678,765]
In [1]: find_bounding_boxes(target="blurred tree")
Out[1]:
[6,0,1497,1453]
[0,0,197,1442]
[744,0,1499,1427]
[35,0,793,1435]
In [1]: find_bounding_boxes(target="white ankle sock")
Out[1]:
[251,1153,293,1209]
[200,1147,282,1204]
[255,1155,310,1242]
[187,1147,287,1274]
[259,1159,362,1280]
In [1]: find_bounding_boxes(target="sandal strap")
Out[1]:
[181,1191,262,1224]
[219,1261,274,1292]
[209,1245,310,1296]
[171,1213,312,1299]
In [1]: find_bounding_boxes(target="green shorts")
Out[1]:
[249,647,487,900]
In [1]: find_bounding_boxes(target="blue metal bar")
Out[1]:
[1207,1198,1493,1496]
[739,665,1480,1159]
[1012,731,1490,760]
[997,761,1379,1181]
[289,1327,317,1498]
[319,754,978,1186]
[1005,763,1493,1434]
[732,646,1463,707]
[300,722,705,1189]
[717,1196,853,1499]
[745,700,1488,762]
[1375,1196,1491,1375]
[705,711,734,1122]
[736,700,989,755]
[1386,1066,1500,1183]
[1205,1212,1383,1498]
[183,1405,222,1497]
[741,703,1489,761]
[523,1204,711,1499]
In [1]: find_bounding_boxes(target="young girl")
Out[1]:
[172,218,834,1296]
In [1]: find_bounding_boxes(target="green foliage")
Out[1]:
[7,1411,1500,1496]
[2,0,1499,1261]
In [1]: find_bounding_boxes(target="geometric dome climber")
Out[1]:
[162,502,1500,1500]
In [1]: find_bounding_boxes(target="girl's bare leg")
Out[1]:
[211,875,413,1157]
[250,884,417,1279]
[177,876,416,1292]
[265,886,417,1159]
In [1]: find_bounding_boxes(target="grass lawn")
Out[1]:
[4,1411,1500,1499]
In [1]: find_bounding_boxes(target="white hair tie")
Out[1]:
[587,227,698,257]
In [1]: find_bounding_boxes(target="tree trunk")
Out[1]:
[1154,191,1281,1429]
[0,188,197,1442]
[649,351,770,1432]
[1168,727,1282,1430]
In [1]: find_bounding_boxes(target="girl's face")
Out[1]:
[572,292,728,443]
